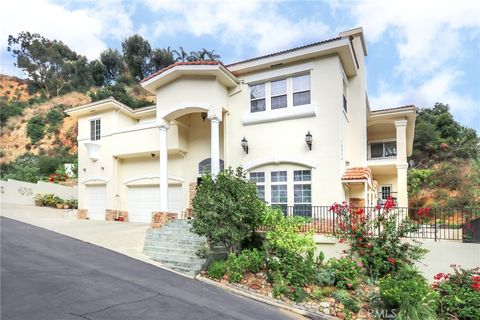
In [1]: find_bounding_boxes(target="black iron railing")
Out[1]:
[269,205,480,242]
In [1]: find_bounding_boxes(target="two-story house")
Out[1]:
[66,27,415,223]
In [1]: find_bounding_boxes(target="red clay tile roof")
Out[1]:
[371,105,416,113]
[226,36,342,67]
[141,61,224,83]
[342,167,372,181]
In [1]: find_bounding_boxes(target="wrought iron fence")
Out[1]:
[270,205,480,242]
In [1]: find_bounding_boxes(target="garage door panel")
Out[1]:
[87,185,107,221]
[128,185,182,223]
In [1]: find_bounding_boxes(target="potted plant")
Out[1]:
[34,193,44,206]
[56,202,65,209]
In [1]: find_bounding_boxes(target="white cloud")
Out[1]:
[370,69,480,132]
[144,0,331,59]
[350,0,480,80]
[0,0,134,60]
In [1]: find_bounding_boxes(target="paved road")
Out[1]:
[1,217,298,320]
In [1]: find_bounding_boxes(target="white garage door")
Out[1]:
[86,185,107,221]
[127,185,182,223]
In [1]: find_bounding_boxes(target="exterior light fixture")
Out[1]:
[201,112,208,122]
[151,153,155,158]
[241,137,249,154]
[305,131,312,150]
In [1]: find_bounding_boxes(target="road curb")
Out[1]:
[195,276,337,320]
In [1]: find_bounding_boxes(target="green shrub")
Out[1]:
[434,265,480,320]
[46,107,65,133]
[316,268,336,286]
[225,253,245,283]
[325,257,362,290]
[27,115,46,144]
[333,289,360,313]
[0,98,29,123]
[238,249,266,273]
[41,194,63,207]
[207,260,227,280]
[65,198,78,209]
[379,266,438,318]
[192,167,266,254]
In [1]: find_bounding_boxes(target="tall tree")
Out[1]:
[7,32,79,97]
[412,103,479,167]
[121,35,152,80]
[149,47,175,73]
[173,46,190,62]
[100,48,124,84]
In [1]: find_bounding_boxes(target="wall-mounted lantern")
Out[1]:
[201,112,208,122]
[305,131,312,150]
[151,153,155,158]
[241,137,249,154]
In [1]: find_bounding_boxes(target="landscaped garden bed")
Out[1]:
[191,168,480,320]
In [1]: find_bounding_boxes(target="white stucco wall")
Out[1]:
[0,179,77,206]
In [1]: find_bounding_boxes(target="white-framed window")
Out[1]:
[370,141,397,159]
[250,83,266,113]
[293,74,311,106]
[342,77,348,113]
[250,172,265,201]
[270,79,287,110]
[90,118,101,141]
[293,170,311,216]
[380,185,392,200]
[271,171,287,212]
[248,73,311,114]
[198,158,225,175]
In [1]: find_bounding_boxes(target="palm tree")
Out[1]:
[173,46,189,62]
[203,49,220,61]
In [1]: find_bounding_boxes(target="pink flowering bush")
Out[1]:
[329,198,428,278]
[433,265,480,319]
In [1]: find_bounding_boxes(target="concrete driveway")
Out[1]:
[0,203,165,270]
[1,217,299,319]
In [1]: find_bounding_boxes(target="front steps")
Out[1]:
[143,219,226,277]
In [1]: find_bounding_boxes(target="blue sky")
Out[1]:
[1,0,479,132]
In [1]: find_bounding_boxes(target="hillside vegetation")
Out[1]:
[408,103,480,207]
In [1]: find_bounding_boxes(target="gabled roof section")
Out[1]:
[141,61,223,83]
[370,105,416,114]
[65,97,155,119]
[141,61,239,93]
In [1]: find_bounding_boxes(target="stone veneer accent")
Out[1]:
[77,209,88,219]
[188,182,197,208]
[151,212,177,229]
[105,209,129,222]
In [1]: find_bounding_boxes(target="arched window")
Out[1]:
[198,158,224,175]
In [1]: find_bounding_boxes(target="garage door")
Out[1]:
[86,185,107,221]
[127,185,182,223]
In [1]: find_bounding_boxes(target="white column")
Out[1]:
[159,121,170,212]
[395,119,408,208]
[209,115,221,176]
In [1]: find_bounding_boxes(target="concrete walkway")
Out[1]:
[0,203,173,273]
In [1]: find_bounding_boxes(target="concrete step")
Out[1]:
[143,245,227,256]
[144,239,206,247]
[143,251,206,264]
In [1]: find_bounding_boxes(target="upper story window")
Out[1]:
[342,78,348,113]
[90,119,101,141]
[270,79,287,109]
[370,141,397,159]
[293,74,311,106]
[248,73,311,114]
[250,84,266,113]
